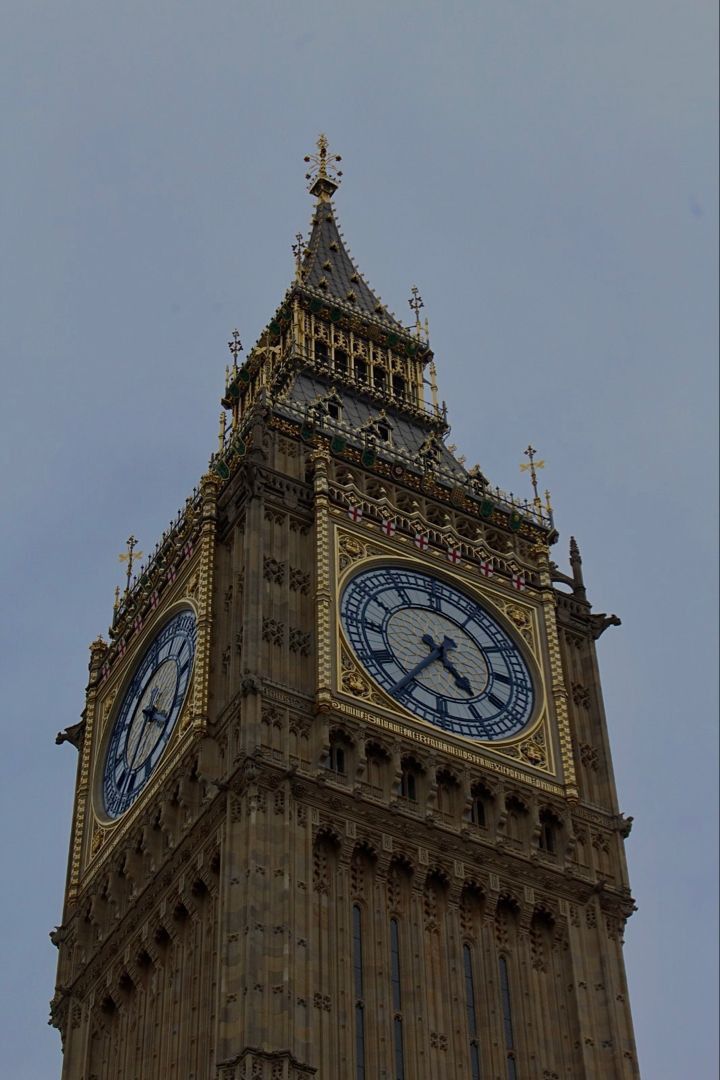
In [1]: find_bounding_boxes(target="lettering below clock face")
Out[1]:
[340,567,535,741]
[102,609,197,820]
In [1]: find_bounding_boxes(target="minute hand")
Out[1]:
[390,643,444,694]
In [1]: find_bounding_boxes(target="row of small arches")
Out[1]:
[327,732,564,854]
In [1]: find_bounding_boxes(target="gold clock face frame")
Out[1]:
[339,562,538,742]
[330,530,560,783]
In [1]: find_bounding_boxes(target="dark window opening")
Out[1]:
[539,813,558,853]
[464,945,481,1080]
[390,918,405,1079]
[470,796,486,827]
[499,956,518,1080]
[334,348,348,375]
[329,742,346,775]
[400,769,417,802]
[355,357,367,383]
[353,905,366,1079]
[374,367,387,391]
[392,375,406,399]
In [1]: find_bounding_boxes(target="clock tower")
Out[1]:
[52,137,639,1079]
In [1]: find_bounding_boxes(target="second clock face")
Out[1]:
[340,566,535,741]
[102,608,197,820]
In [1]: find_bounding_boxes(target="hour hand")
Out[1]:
[142,689,167,724]
[440,653,472,694]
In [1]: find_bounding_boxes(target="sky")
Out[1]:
[1,2,717,1076]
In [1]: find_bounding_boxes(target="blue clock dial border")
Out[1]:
[101,609,197,820]
[340,566,536,741]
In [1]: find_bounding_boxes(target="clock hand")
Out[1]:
[121,688,164,794]
[438,653,473,694]
[390,641,444,693]
[423,633,472,693]
[390,634,459,694]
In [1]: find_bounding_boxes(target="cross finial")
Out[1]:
[292,232,306,279]
[228,329,243,367]
[118,534,143,597]
[520,444,546,516]
[408,284,425,336]
[304,134,343,201]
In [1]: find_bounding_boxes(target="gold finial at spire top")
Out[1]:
[304,134,343,201]
[520,444,545,515]
[408,285,424,338]
[292,232,306,279]
[118,535,143,597]
[228,329,243,368]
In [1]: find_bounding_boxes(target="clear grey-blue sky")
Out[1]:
[1,2,717,1076]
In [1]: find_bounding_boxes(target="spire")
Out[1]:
[569,536,586,599]
[298,136,404,331]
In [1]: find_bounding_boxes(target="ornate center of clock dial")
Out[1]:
[125,659,179,770]
[385,609,490,699]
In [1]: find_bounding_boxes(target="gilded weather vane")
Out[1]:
[408,284,429,342]
[292,232,306,279]
[408,285,424,333]
[304,134,343,200]
[520,444,549,518]
[118,534,143,598]
[227,329,243,367]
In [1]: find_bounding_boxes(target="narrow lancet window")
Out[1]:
[353,904,366,1079]
[390,917,405,1079]
[499,955,517,1080]
[463,944,481,1079]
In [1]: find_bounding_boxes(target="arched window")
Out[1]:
[463,944,481,1080]
[365,742,389,797]
[505,796,528,844]
[539,808,560,854]
[436,769,459,818]
[399,768,416,803]
[470,780,491,827]
[314,339,328,364]
[354,357,367,383]
[390,918,405,1079]
[334,348,348,375]
[353,905,366,1079]
[499,955,518,1080]
[400,767,417,802]
[328,731,351,777]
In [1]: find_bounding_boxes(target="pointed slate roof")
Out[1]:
[299,197,404,332]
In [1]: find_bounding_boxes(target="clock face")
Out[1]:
[102,608,197,820]
[340,566,535,741]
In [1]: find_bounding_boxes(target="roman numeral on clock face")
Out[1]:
[372,648,394,663]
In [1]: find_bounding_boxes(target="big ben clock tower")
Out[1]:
[52,137,639,1079]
